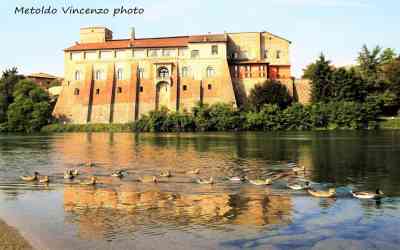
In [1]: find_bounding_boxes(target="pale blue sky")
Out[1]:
[0,0,399,77]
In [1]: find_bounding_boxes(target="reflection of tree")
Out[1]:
[63,185,293,240]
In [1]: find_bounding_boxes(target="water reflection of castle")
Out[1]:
[64,185,293,239]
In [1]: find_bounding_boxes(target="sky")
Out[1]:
[0,0,399,78]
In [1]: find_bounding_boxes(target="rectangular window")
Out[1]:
[96,88,100,95]
[138,67,144,79]
[140,86,143,92]
[71,52,82,61]
[211,45,218,55]
[208,84,212,90]
[74,88,80,95]
[100,51,113,60]
[117,68,124,80]
[178,48,187,57]
[276,50,281,59]
[264,49,268,59]
[183,85,187,91]
[149,49,158,57]
[85,51,97,60]
[117,87,122,93]
[191,50,199,58]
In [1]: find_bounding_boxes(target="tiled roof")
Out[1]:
[27,72,59,79]
[65,36,191,51]
[188,34,227,43]
[64,34,227,51]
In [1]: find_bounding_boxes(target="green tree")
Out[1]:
[7,80,52,133]
[0,68,24,123]
[302,62,317,79]
[248,79,292,111]
[309,54,334,103]
[379,48,397,65]
[331,67,367,102]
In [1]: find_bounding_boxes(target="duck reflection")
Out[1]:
[64,185,293,239]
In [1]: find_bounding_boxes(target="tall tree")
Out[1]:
[0,68,24,123]
[7,80,51,133]
[310,54,334,103]
[331,67,367,102]
[249,80,292,111]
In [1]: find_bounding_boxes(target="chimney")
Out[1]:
[130,27,135,40]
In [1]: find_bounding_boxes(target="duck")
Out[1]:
[39,175,50,184]
[352,189,384,199]
[160,170,172,177]
[64,169,74,180]
[248,178,272,186]
[229,176,245,182]
[287,181,310,190]
[20,172,40,181]
[187,168,200,175]
[308,188,336,198]
[196,177,214,185]
[85,161,96,167]
[139,176,158,183]
[71,169,79,176]
[80,176,97,186]
[111,170,124,178]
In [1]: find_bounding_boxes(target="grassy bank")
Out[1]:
[41,123,135,133]
[379,117,400,129]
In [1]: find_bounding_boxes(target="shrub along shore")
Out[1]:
[41,101,384,133]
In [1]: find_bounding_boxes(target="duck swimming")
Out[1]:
[39,175,50,184]
[287,181,310,190]
[187,168,200,175]
[160,170,172,177]
[71,169,79,176]
[80,176,97,186]
[229,176,245,182]
[352,189,384,199]
[248,178,272,186]
[308,188,336,198]
[64,169,74,179]
[140,176,158,183]
[111,170,124,178]
[20,172,39,181]
[196,177,214,185]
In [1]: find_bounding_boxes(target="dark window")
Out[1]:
[183,85,187,91]
[74,88,80,95]
[140,86,143,92]
[208,84,212,90]
[276,50,281,59]
[211,45,218,55]
[158,67,169,78]
[117,87,122,93]
[96,89,100,95]
[191,50,200,58]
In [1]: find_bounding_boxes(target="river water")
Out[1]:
[0,132,399,250]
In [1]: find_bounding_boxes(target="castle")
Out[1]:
[54,27,308,124]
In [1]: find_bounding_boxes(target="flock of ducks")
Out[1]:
[19,162,385,200]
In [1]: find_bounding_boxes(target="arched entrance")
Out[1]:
[156,81,169,110]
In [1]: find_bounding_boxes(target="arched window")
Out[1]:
[117,68,124,80]
[206,66,216,77]
[181,66,189,77]
[95,70,104,80]
[158,67,169,78]
[138,67,144,79]
[74,70,81,80]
